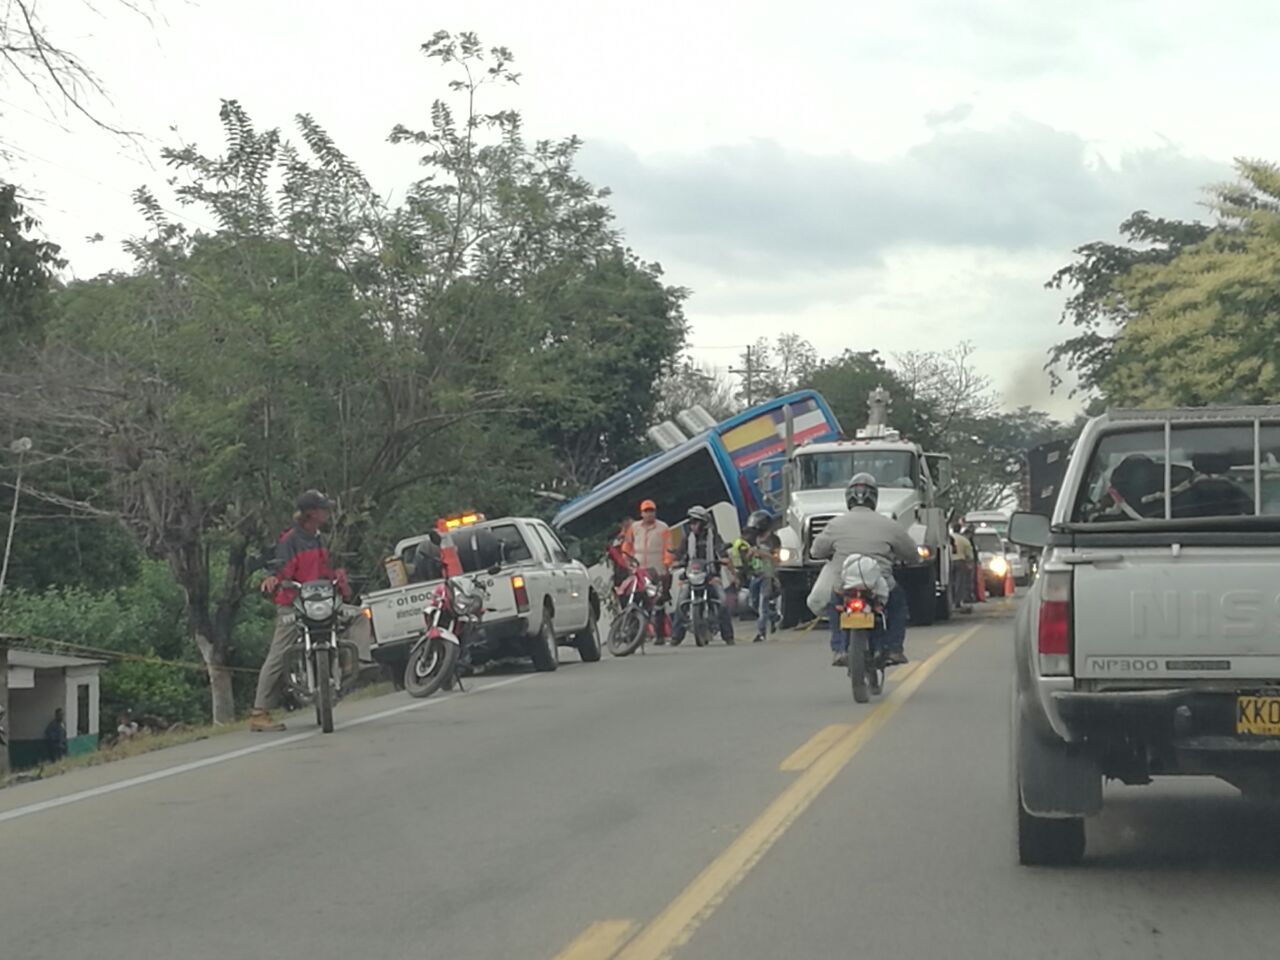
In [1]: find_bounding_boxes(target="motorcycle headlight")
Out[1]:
[304,599,336,620]
[688,569,707,586]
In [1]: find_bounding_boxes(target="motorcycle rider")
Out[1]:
[670,505,735,646]
[810,473,916,668]
[252,490,350,732]
[623,499,674,641]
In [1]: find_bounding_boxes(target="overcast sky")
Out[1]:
[6,0,1273,419]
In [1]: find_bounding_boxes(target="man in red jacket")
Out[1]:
[250,490,348,732]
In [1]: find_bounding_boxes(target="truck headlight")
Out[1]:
[778,547,796,563]
[917,546,932,559]
[988,556,1009,576]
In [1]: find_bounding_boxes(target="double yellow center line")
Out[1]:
[552,624,982,960]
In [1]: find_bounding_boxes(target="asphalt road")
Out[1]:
[5,602,1280,960]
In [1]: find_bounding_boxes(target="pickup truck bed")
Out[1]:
[363,516,601,679]
[1010,406,1280,865]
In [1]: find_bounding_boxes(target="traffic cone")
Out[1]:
[975,567,986,602]
[1004,571,1015,597]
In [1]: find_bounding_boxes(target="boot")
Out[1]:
[249,708,286,733]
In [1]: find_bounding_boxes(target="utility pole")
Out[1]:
[730,344,761,408]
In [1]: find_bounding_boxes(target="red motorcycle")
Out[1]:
[608,565,662,657]
[403,577,490,698]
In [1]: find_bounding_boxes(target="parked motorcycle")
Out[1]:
[278,578,360,733]
[608,564,662,657]
[403,575,492,698]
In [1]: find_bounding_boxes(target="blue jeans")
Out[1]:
[829,585,908,654]
[751,574,776,636]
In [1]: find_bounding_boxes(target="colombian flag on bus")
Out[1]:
[719,397,832,470]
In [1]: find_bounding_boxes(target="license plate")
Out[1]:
[840,611,874,630]
[1237,696,1280,736]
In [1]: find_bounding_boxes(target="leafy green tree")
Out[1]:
[0,183,63,351]
[1096,161,1280,406]
[0,32,690,720]
[1048,210,1213,397]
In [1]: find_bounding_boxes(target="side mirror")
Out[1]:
[1008,512,1050,549]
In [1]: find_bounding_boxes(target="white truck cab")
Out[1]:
[768,427,954,627]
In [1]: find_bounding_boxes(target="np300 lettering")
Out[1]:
[1086,657,1160,673]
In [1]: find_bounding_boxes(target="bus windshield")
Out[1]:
[796,451,918,490]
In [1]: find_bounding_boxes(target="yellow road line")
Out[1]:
[552,920,639,960]
[779,723,856,771]
[611,623,983,960]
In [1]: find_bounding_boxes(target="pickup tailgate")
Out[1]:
[1073,546,1280,680]
[368,573,519,648]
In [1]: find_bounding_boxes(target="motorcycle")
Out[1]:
[279,578,361,733]
[608,564,662,657]
[681,560,733,647]
[403,576,491,698]
[839,586,888,704]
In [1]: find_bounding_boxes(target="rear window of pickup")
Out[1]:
[1073,422,1280,523]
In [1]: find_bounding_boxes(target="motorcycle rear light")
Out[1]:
[1037,570,1072,676]
[511,575,530,613]
[847,598,866,613]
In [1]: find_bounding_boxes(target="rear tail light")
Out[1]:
[847,597,866,613]
[1037,570,1072,676]
[511,575,530,613]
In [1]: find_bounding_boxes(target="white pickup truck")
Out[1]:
[363,516,601,679]
[1010,406,1280,865]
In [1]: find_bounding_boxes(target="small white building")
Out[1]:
[6,648,104,769]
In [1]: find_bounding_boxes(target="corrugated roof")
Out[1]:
[7,648,104,669]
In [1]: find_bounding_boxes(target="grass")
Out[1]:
[4,721,241,787]
[2,676,401,789]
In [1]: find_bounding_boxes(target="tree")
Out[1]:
[0,182,63,350]
[1093,161,1280,406]
[1048,211,1213,398]
[735,334,819,405]
[0,33,689,719]
[0,0,151,148]
[655,358,740,425]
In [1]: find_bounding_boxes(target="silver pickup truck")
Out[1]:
[1010,406,1280,865]
[363,516,601,679]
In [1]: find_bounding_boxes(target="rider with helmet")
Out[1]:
[810,473,917,667]
[733,510,780,642]
[670,505,735,645]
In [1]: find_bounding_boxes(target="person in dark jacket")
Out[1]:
[45,708,67,762]
[250,490,348,732]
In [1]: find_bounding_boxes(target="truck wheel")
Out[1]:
[574,610,602,663]
[529,610,559,672]
[1016,789,1085,866]
[935,578,953,622]
[908,572,937,627]
[778,580,807,629]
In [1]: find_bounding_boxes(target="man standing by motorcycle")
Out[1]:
[810,474,917,668]
[251,490,349,732]
[670,505,735,646]
[623,499,674,641]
